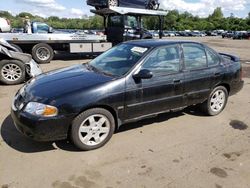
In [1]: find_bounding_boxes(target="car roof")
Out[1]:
[125,39,203,48]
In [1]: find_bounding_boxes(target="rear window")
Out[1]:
[183,44,207,70]
[206,48,220,66]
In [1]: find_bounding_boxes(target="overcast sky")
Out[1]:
[0,0,250,18]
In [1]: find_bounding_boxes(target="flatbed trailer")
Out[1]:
[0,31,112,63]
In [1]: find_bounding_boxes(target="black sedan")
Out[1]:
[11,40,244,150]
[87,0,160,10]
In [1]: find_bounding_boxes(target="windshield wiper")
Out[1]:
[85,62,116,77]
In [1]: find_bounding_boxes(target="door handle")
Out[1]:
[214,73,221,77]
[173,79,181,83]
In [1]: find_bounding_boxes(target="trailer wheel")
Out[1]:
[32,43,54,64]
[0,60,26,85]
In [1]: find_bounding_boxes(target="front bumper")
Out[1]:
[25,59,42,77]
[11,109,72,141]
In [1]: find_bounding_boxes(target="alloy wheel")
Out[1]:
[78,114,111,146]
[1,63,22,82]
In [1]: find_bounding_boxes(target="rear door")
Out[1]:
[182,43,213,105]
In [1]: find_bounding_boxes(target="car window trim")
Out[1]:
[204,46,221,67]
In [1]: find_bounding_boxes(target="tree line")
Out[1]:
[0,7,250,31]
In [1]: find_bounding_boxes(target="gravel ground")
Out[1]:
[0,37,250,188]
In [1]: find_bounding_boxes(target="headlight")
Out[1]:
[24,102,58,117]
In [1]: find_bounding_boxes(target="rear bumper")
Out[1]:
[229,80,244,96]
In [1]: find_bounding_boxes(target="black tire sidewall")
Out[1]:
[32,43,54,64]
[10,44,23,52]
[207,86,228,116]
[71,108,115,151]
[0,60,26,85]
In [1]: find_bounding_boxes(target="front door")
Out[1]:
[125,44,185,120]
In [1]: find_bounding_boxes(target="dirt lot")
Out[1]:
[0,37,250,188]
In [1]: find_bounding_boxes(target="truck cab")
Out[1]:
[106,14,152,44]
[31,22,53,34]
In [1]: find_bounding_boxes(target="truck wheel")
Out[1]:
[71,108,115,151]
[32,43,54,64]
[0,60,26,85]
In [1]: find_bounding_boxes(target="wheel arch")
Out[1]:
[67,104,120,137]
[215,83,230,95]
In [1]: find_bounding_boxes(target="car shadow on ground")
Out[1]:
[0,115,80,153]
[1,108,206,153]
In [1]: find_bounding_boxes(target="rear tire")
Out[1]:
[200,86,228,116]
[32,43,54,64]
[0,60,26,85]
[71,108,115,151]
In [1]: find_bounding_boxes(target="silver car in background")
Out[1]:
[0,38,42,85]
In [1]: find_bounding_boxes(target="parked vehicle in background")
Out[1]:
[178,31,189,36]
[163,31,175,37]
[11,40,244,150]
[87,0,160,10]
[222,31,234,38]
[151,31,159,38]
[233,31,249,40]
[0,39,42,85]
[11,28,24,33]
[206,31,217,36]
[0,17,11,32]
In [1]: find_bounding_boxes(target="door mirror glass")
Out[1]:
[133,69,153,80]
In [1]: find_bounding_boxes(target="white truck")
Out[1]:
[0,21,112,63]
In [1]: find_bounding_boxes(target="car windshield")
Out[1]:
[88,44,148,77]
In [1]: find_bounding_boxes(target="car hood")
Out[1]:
[24,64,114,101]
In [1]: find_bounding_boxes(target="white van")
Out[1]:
[0,18,11,32]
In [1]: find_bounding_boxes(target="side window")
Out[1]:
[108,16,123,27]
[142,45,180,74]
[183,44,207,70]
[206,48,220,66]
[36,23,49,33]
[126,16,138,28]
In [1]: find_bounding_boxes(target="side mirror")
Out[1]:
[48,27,53,33]
[133,69,153,80]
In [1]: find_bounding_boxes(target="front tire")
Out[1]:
[0,60,26,85]
[32,43,54,64]
[201,86,228,116]
[71,108,115,151]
